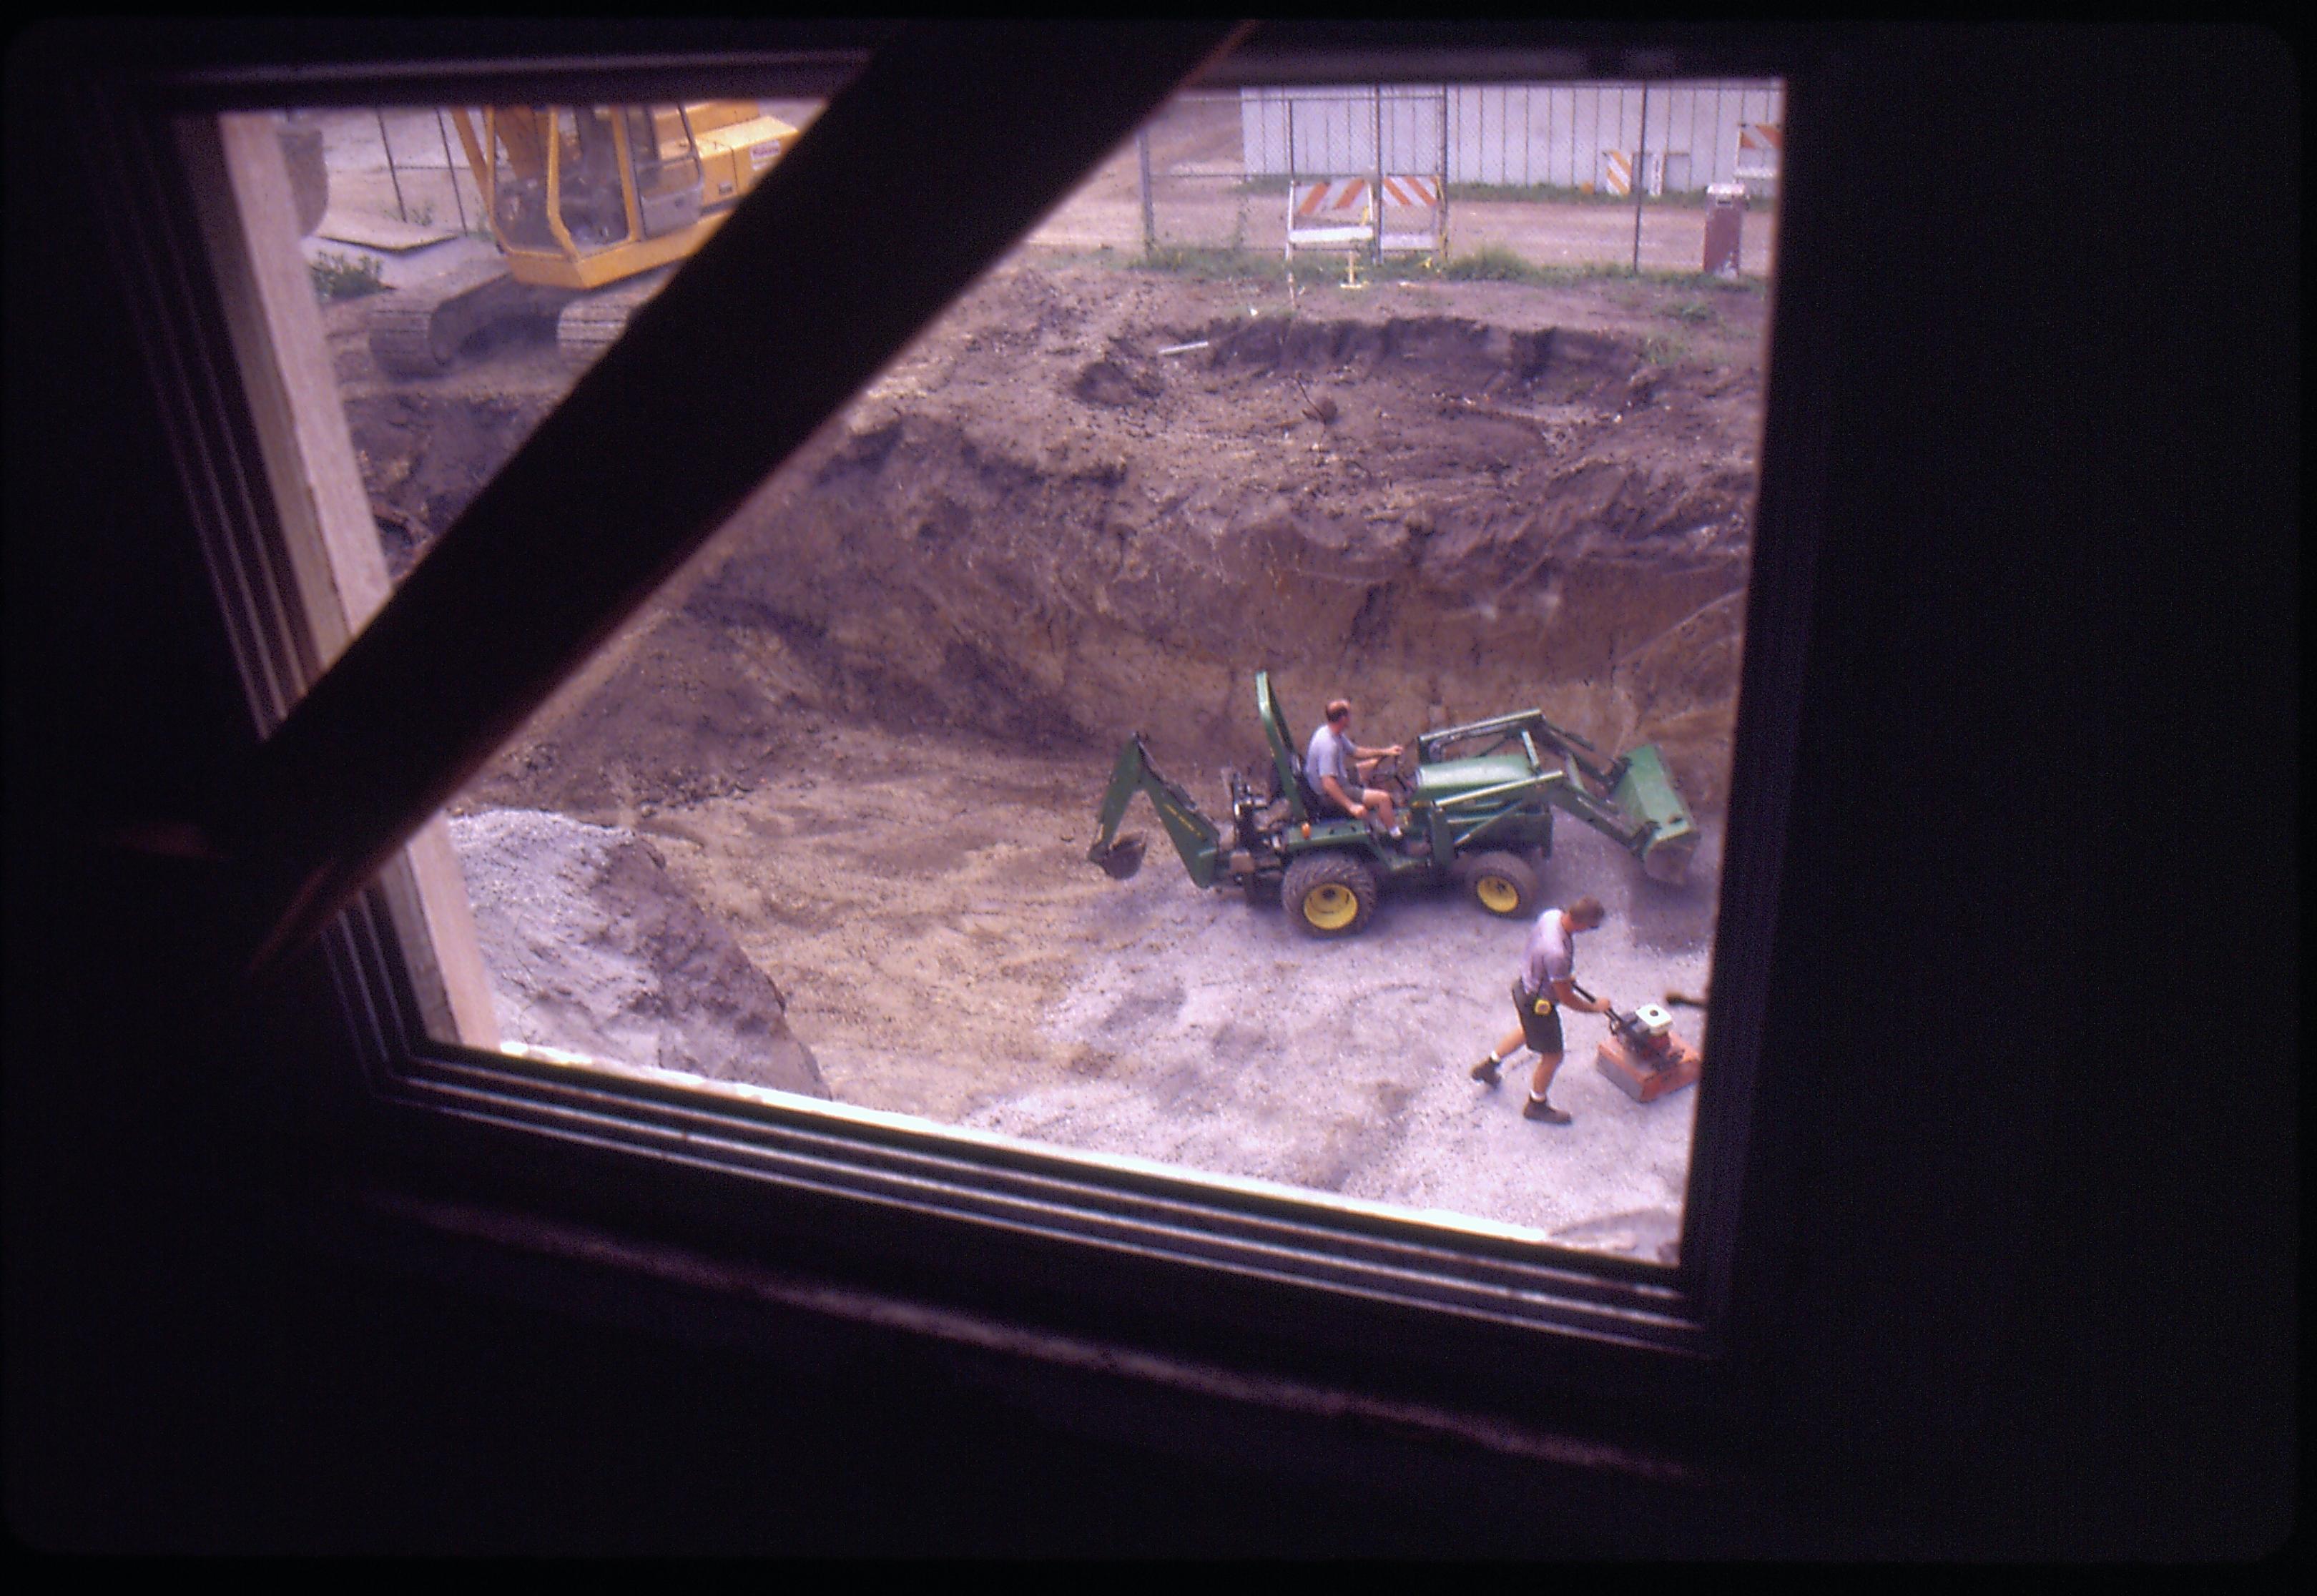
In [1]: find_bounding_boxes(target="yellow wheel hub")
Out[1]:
[1476,875,1522,914]
[1304,883,1359,930]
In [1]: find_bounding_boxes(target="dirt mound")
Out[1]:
[447,808,825,1096]
[353,387,559,581]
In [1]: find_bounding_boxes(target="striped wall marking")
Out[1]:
[1740,122,1783,153]
[1601,149,1634,197]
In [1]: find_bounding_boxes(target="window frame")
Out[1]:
[92,21,1824,1438]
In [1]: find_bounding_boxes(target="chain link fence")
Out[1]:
[1134,83,1781,281]
[300,87,1779,282]
[295,107,488,238]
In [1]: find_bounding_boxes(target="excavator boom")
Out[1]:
[1086,734,1224,887]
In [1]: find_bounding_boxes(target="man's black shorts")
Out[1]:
[1512,980,1565,1055]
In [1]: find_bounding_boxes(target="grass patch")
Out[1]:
[308,250,385,302]
[1102,240,1768,297]
[1637,269,1768,294]
[1640,331,1690,365]
[1440,245,1561,284]
[1130,245,1279,282]
[1433,250,1762,293]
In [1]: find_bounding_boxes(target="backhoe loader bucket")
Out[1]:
[1608,744,1698,883]
[1091,832,1148,881]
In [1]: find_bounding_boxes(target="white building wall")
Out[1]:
[1242,80,1784,194]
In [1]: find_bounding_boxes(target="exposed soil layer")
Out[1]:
[335,258,1763,814]
[697,267,1757,814]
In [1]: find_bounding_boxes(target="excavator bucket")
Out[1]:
[1608,744,1698,883]
[1091,832,1147,880]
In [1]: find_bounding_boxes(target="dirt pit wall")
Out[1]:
[341,264,1763,818]
[689,303,1756,810]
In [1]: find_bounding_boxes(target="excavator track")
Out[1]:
[368,260,575,378]
[554,270,675,364]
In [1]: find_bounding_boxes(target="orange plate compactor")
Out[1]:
[1590,995,1702,1103]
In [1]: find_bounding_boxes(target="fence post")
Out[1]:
[1439,84,1450,257]
[377,108,406,222]
[1371,84,1384,262]
[435,109,468,234]
[1285,97,1297,275]
[1631,80,1649,273]
[1138,126,1155,257]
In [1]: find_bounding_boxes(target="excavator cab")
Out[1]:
[375,100,800,375]
[472,102,795,279]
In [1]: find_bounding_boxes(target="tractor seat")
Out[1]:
[1289,754,1326,821]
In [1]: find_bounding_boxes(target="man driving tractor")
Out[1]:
[1304,699,1406,839]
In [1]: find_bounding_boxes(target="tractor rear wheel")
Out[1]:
[1282,853,1380,939]
[1460,849,1540,919]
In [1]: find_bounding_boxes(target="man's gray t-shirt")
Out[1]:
[1520,908,1575,997]
[1306,723,1357,797]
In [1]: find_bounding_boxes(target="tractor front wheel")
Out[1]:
[1282,853,1380,939]
[1460,849,1540,919]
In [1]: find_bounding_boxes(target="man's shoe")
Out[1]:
[1522,1096,1573,1125]
[1470,1056,1502,1087]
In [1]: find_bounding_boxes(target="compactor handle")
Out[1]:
[1568,980,1637,1041]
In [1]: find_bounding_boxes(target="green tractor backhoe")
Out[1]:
[1086,671,1699,939]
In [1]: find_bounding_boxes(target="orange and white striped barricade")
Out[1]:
[1285,177,1374,264]
[1734,122,1782,189]
[1376,173,1444,255]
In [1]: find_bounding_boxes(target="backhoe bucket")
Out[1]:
[1608,744,1698,883]
[1091,832,1147,881]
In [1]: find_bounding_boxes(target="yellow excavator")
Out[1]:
[368,102,799,375]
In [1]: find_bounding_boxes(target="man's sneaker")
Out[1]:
[1522,1095,1573,1125]
[1470,1055,1502,1087]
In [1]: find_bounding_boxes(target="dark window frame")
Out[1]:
[83,20,1828,1443]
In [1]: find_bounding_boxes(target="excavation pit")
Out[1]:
[328,258,1767,1256]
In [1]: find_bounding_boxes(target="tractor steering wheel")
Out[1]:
[1377,744,1418,803]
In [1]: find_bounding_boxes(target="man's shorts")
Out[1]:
[1512,980,1565,1055]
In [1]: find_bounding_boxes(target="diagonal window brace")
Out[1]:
[221,21,1254,989]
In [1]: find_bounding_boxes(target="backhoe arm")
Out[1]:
[1086,734,1224,887]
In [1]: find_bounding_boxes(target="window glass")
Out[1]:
[275,79,1778,1266]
